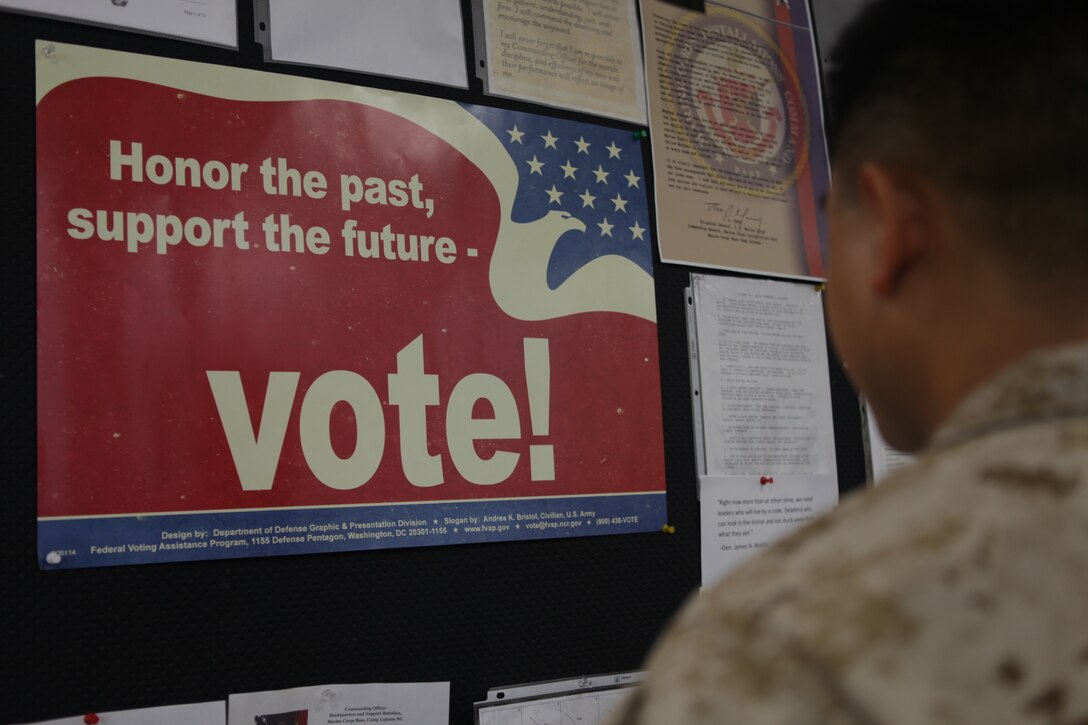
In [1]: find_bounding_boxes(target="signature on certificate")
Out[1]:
[704,201,765,239]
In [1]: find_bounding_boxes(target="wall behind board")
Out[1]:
[0,2,867,722]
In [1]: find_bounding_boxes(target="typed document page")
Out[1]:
[863,400,915,484]
[691,273,837,477]
[479,0,647,123]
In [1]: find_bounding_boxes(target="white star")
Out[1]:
[574,136,591,154]
[545,184,564,204]
[624,169,641,188]
[541,130,558,149]
[598,217,615,237]
[606,141,622,159]
[506,125,525,144]
[611,194,628,212]
[592,165,610,184]
[526,155,544,175]
[560,160,578,179]
[579,189,597,208]
[629,221,646,240]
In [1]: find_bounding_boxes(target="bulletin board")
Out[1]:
[0,2,867,722]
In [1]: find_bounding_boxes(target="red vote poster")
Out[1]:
[35,41,666,568]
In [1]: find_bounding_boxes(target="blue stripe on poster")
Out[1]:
[38,494,666,569]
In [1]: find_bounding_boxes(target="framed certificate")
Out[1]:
[641,0,831,279]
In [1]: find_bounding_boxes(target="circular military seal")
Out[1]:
[667,9,809,199]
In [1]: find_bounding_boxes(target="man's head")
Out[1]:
[824,0,1088,451]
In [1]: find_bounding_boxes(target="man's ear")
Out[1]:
[856,162,927,297]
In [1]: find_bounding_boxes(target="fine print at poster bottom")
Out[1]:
[38,493,666,569]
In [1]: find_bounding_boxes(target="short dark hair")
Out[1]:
[827,1,1088,279]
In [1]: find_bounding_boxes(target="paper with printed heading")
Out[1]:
[228,683,449,725]
[700,473,837,585]
[25,701,224,725]
[1,0,236,47]
[262,0,467,88]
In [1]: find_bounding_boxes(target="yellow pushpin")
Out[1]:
[661,524,676,534]
[814,282,827,292]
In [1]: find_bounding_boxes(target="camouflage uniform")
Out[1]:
[616,341,1088,725]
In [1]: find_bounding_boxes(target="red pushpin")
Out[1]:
[760,476,774,486]
[84,715,100,725]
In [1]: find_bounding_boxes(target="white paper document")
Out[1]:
[260,0,467,88]
[700,474,837,586]
[476,673,642,725]
[25,701,224,725]
[863,400,914,484]
[1,0,237,47]
[228,683,449,725]
[690,273,838,477]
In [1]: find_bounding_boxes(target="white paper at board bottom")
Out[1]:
[25,701,224,725]
[700,474,837,587]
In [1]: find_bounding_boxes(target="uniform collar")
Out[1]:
[931,339,1088,449]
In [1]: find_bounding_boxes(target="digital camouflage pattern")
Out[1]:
[616,341,1088,724]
